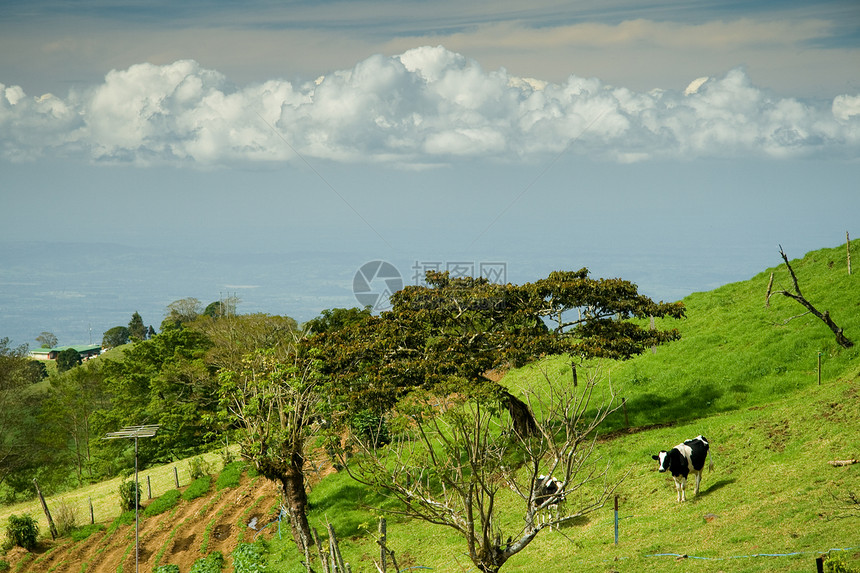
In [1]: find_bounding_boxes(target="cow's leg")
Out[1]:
[679,476,687,502]
[694,470,702,495]
[673,476,683,502]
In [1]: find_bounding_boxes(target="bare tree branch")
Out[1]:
[772,246,854,349]
[338,363,624,573]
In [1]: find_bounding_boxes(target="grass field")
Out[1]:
[0,450,231,537]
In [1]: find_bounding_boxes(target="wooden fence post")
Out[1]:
[379,517,387,572]
[147,475,152,499]
[818,352,822,386]
[848,231,852,275]
[33,478,58,540]
[89,497,94,525]
[816,555,825,573]
[614,496,619,545]
[174,466,180,488]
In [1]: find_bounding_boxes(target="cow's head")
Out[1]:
[652,451,669,472]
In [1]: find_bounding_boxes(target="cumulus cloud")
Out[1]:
[0,46,858,165]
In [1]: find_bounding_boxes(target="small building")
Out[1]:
[29,344,102,361]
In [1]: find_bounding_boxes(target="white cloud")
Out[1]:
[0,46,858,165]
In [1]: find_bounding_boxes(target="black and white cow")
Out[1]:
[652,435,711,502]
[534,475,565,528]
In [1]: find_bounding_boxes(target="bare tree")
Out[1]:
[217,331,322,553]
[771,246,854,349]
[339,363,623,573]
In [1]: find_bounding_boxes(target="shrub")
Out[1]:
[189,551,225,573]
[5,514,38,551]
[153,565,180,573]
[220,443,236,466]
[215,462,244,490]
[118,480,141,512]
[182,475,213,501]
[52,499,77,537]
[232,542,267,573]
[350,408,391,449]
[144,489,181,517]
[825,553,860,573]
[188,456,212,480]
[0,559,9,571]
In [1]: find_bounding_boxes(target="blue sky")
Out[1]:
[1,0,859,346]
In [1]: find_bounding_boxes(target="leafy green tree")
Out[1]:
[128,312,147,342]
[40,362,109,485]
[189,313,297,373]
[36,331,57,348]
[314,269,684,573]
[203,296,240,318]
[305,307,371,335]
[0,338,41,491]
[317,269,684,431]
[56,348,82,372]
[203,301,223,318]
[102,326,129,349]
[161,298,202,331]
[25,360,47,382]
[96,326,216,469]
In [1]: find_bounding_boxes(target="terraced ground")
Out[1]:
[4,474,280,573]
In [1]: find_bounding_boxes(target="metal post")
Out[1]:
[135,436,139,573]
[103,424,158,573]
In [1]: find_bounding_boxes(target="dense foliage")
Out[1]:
[4,514,38,550]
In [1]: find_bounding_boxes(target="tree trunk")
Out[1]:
[280,450,313,551]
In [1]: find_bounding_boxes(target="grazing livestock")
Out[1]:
[534,475,565,528]
[652,435,711,502]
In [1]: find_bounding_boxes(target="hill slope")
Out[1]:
[2,243,858,572]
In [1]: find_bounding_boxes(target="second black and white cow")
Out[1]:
[534,475,565,529]
[652,435,711,502]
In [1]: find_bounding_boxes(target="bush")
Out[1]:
[188,456,212,480]
[232,542,267,573]
[0,559,9,571]
[215,462,244,490]
[182,475,213,501]
[5,514,38,551]
[144,489,181,517]
[52,499,77,537]
[825,553,860,573]
[350,408,390,448]
[153,565,180,573]
[189,551,225,573]
[118,480,141,512]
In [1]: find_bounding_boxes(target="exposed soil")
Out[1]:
[6,475,280,573]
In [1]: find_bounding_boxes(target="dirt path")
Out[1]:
[7,476,280,573]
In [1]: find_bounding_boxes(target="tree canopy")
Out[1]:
[102,326,129,349]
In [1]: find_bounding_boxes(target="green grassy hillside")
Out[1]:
[277,242,860,572]
[2,243,858,572]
